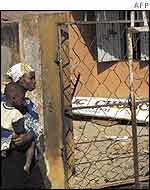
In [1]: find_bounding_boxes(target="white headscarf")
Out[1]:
[6,63,34,82]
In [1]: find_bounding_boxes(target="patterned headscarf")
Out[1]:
[6,63,34,82]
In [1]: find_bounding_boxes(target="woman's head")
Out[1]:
[6,63,36,91]
[18,71,36,91]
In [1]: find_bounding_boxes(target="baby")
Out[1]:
[1,82,35,175]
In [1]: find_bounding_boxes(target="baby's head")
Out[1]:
[4,82,25,107]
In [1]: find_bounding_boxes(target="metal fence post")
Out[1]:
[57,25,69,189]
[127,29,140,189]
[58,24,75,189]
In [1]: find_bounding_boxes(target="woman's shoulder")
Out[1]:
[24,97,39,120]
[24,97,33,104]
[24,97,37,110]
[24,97,36,107]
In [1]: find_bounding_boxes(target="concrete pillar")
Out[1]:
[19,13,69,189]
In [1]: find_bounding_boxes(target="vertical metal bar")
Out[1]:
[96,11,100,22]
[84,11,88,22]
[131,11,135,27]
[125,11,128,22]
[57,24,69,189]
[142,11,148,27]
[127,30,140,189]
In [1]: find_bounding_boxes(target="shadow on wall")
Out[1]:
[71,11,149,75]
[139,61,149,69]
[97,61,117,74]
[1,22,19,49]
[38,134,52,189]
[71,11,98,61]
[25,134,52,189]
[97,60,149,74]
[71,11,122,74]
[1,22,20,81]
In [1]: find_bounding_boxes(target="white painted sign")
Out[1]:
[72,97,149,122]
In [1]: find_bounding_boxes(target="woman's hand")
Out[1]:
[12,132,34,146]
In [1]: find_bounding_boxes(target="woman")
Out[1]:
[1,63,44,189]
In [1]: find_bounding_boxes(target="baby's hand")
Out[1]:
[12,132,18,138]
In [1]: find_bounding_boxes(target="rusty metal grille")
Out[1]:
[57,20,149,189]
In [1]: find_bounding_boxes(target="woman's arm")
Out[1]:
[24,98,43,140]
[12,131,34,146]
[12,98,43,156]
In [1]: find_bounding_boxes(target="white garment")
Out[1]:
[1,102,24,151]
[6,63,34,82]
[1,102,23,131]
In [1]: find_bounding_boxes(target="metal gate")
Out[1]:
[57,19,149,189]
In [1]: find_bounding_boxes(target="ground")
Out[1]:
[69,119,149,189]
